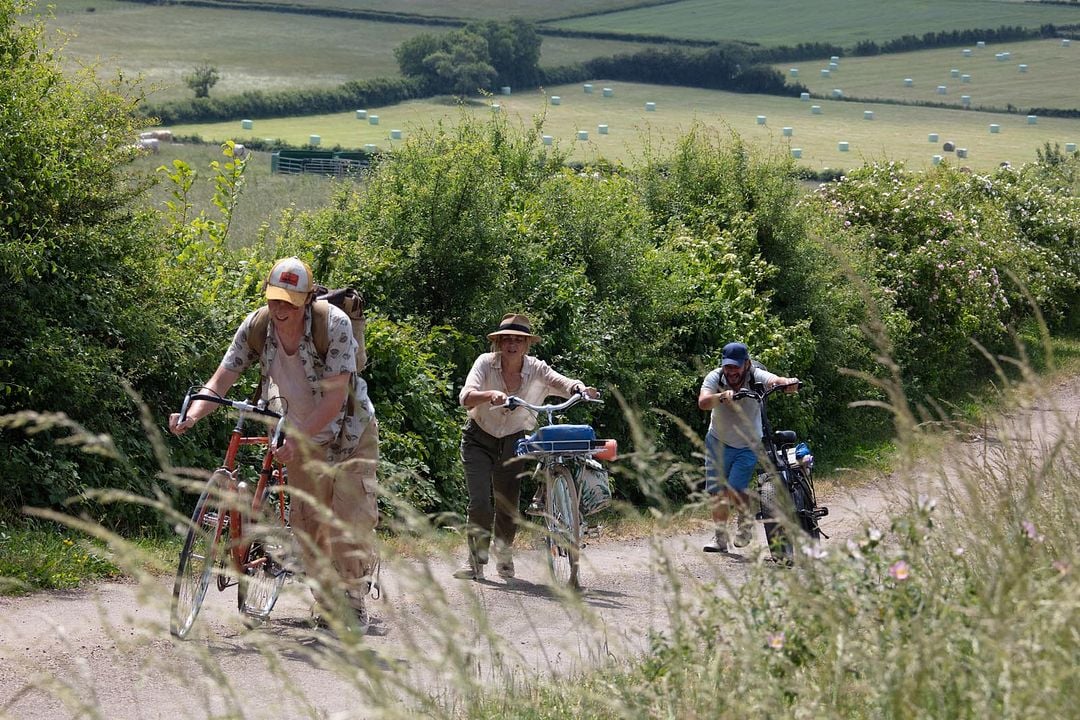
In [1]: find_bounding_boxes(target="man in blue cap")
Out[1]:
[698,342,799,553]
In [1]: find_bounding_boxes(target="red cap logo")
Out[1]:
[278,271,300,287]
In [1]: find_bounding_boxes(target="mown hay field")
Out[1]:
[164,81,1080,171]
[549,0,1080,45]
[46,0,661,104]
[781,38,1080,111]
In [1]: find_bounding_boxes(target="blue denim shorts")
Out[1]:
[704,433,757,493]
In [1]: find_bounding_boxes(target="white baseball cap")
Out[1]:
[265,257,314,307]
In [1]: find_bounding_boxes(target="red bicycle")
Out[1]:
[170,388,294,639]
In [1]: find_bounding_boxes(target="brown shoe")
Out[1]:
[493,540,515,578]
[452,558,485,581]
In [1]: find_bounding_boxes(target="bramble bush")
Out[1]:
[812,161,1080,397]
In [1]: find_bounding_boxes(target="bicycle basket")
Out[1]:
[579,458,612,516]
[517,424,596,455]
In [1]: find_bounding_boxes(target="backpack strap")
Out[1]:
[310,300,356,417]
[249,306,271,358]
[311,300,330,359]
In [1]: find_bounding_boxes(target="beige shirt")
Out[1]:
[459,352,582,438]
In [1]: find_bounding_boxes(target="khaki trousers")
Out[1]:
[287,420,379,610]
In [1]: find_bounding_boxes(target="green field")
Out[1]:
[163,80,1080,171]
[43,0,662,104]
[128,142,341,248]
[193,0,651,21]
[549,0,1080,45]
[782,38,1080,111]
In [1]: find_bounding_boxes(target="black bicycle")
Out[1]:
[732,381,828,562]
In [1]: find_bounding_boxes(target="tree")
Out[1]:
[183,62,220,98]
[0,0,210,527]
[466,18,541,87]
[394,33,446,79]
[421,30,495,96]
[394,20,541,95]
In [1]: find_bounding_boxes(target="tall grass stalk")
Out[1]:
[3,346,1078,718]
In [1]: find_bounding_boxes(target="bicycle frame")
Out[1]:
[216,411,288,584]
[732,382,827,559]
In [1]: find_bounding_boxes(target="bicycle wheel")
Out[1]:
[545,465,581,588]
[171,469,230,639]
[237,481,290,621]
[791,471,821,540]
[759,476,793,564]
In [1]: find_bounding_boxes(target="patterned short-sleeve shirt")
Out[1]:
[221,304,374,462]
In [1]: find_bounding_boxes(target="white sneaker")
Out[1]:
[703,527,728,553]
[734,516,753,548]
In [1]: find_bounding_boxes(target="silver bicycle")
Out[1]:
[505,392,617,589]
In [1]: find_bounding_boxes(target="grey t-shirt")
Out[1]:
[701,366,779,449]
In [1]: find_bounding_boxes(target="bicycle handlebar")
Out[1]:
[179,387,287,447]
[499,390,602,414]
[731,380,802,402]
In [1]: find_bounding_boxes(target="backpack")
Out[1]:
[247,285,367,413]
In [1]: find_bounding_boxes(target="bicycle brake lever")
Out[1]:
[270,416,287,448]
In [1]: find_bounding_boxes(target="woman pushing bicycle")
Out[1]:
[168,257,380,631]
[455,313,598,581]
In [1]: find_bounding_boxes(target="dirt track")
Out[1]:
[2,376,1076,720]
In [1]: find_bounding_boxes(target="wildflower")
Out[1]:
[1052,560,1069,576]
[846,539,863,558]
[889,560,910,581]
[801,543,827,560]
[868,527,883,542]
[953,546,965,557]
[917,493,937,512]
[1021,520,1045,542]
[767,631,786,650]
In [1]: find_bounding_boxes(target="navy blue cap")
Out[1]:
[721,342,750,368]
